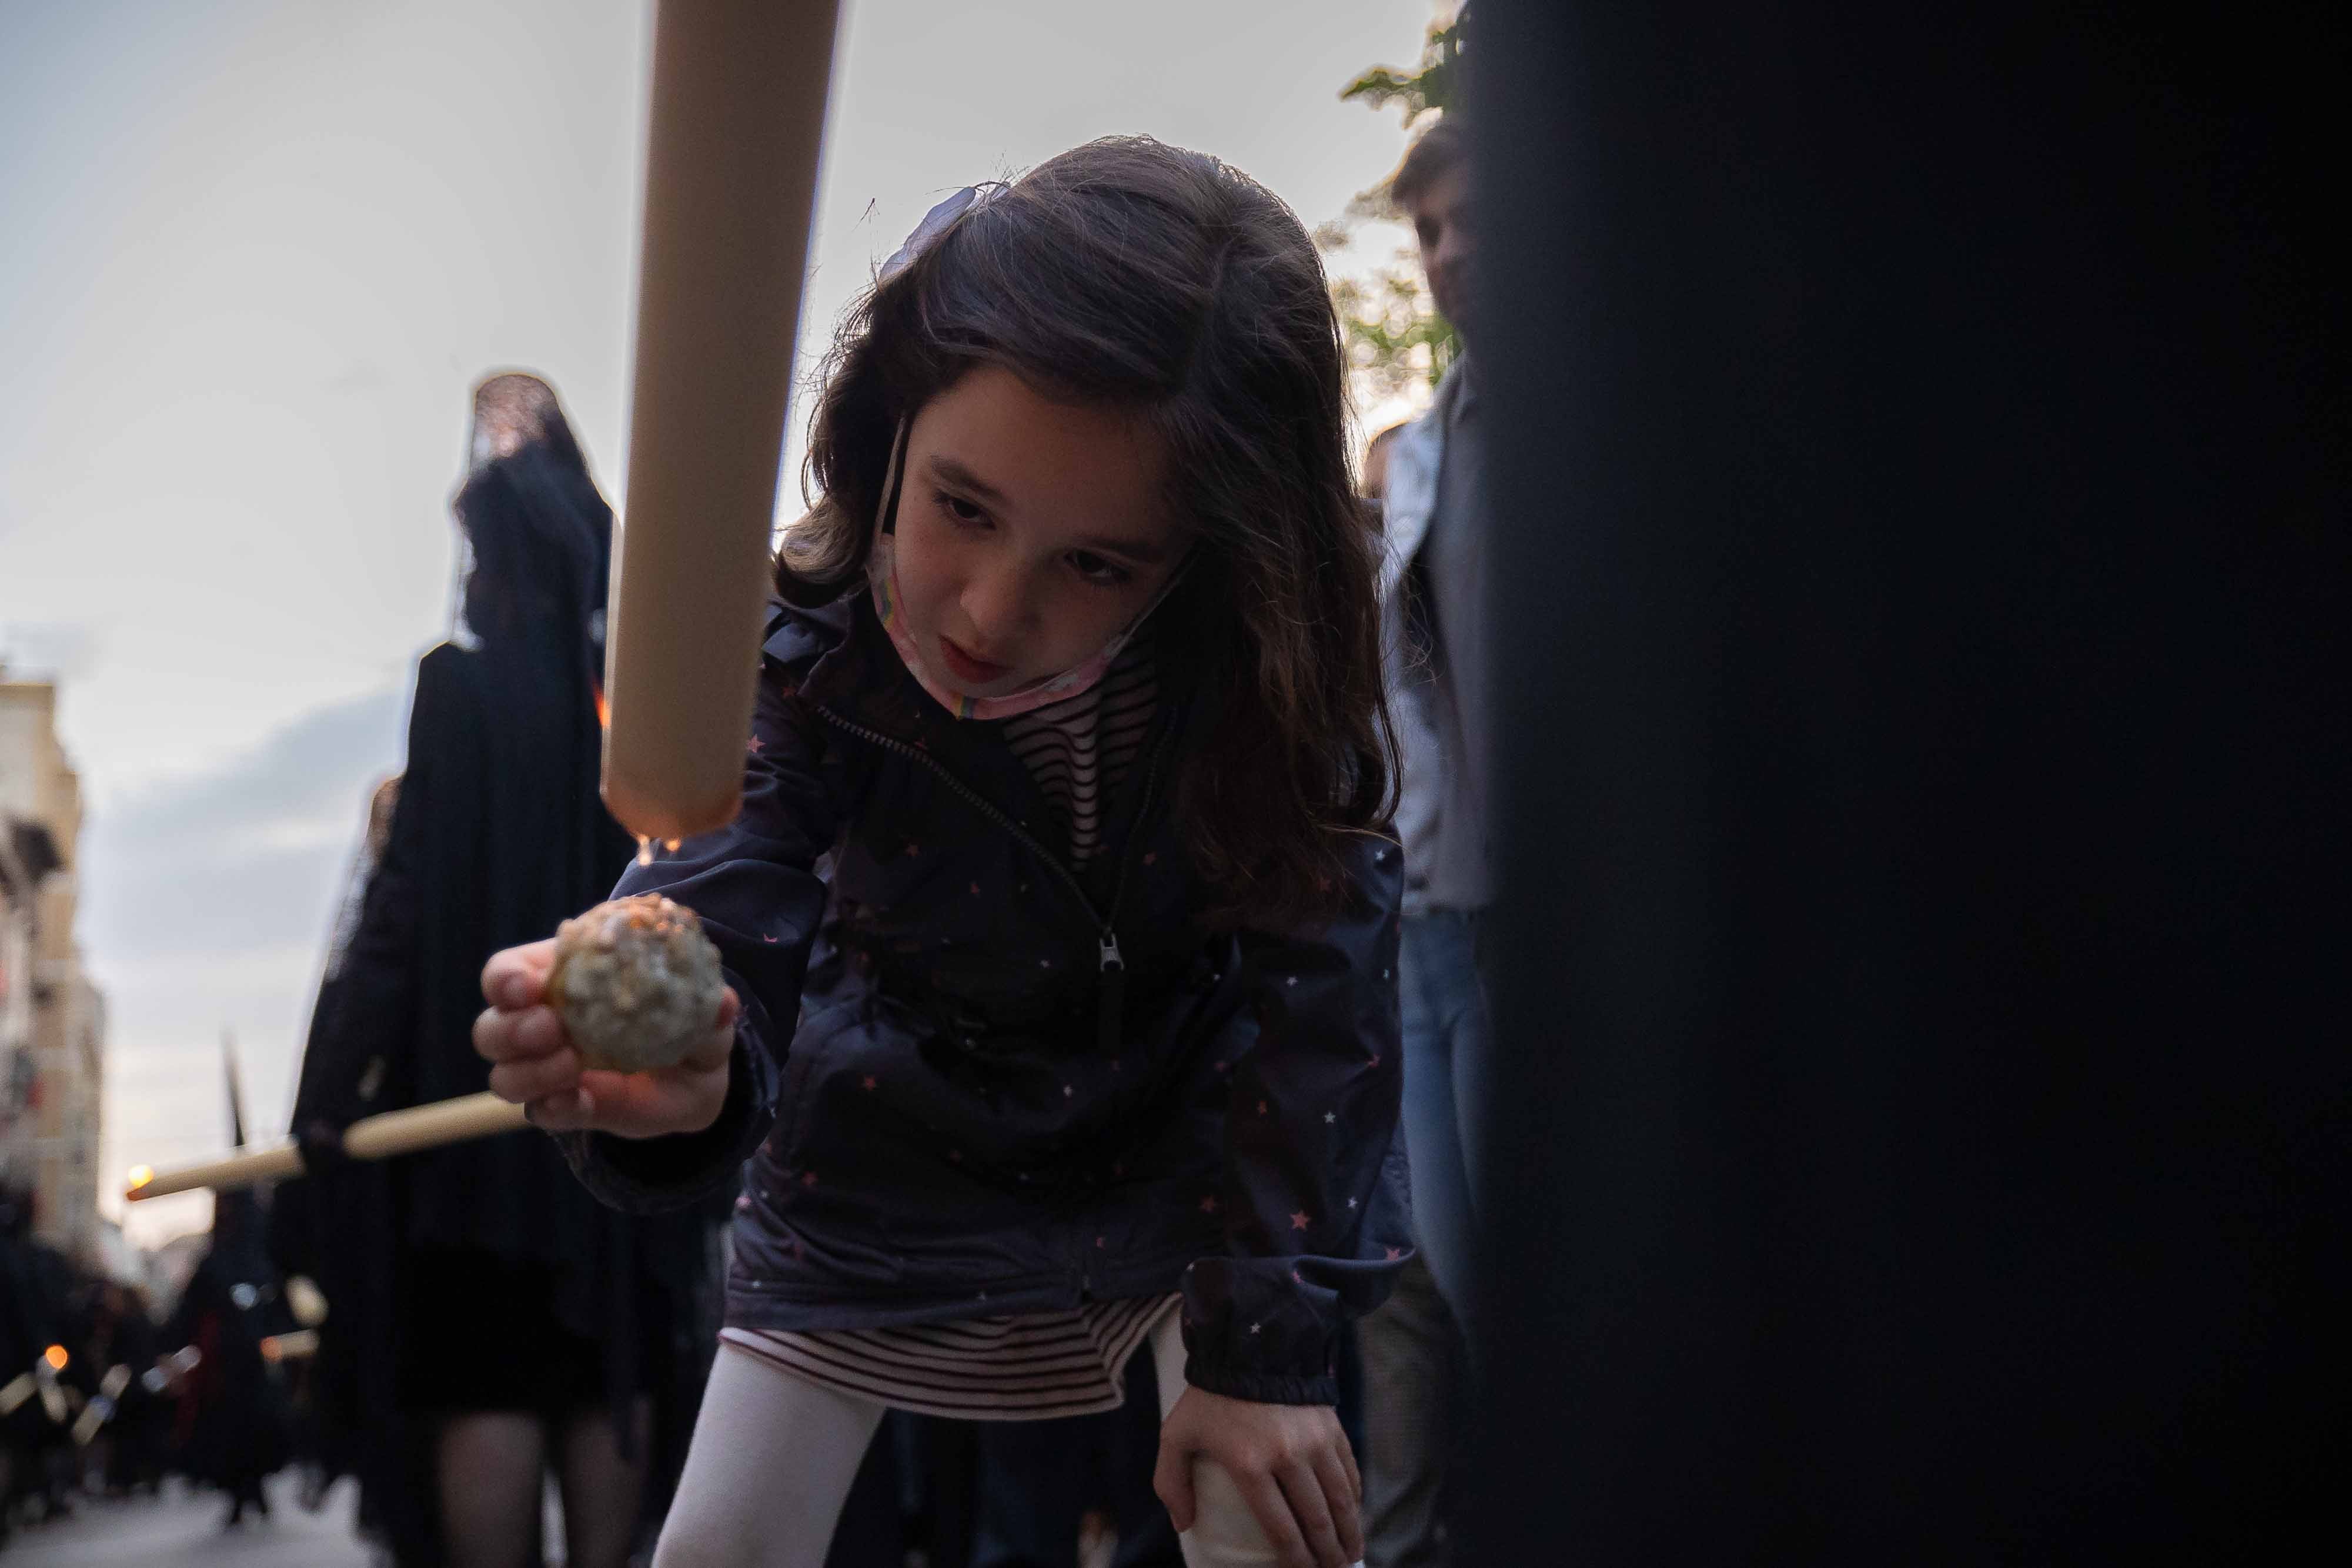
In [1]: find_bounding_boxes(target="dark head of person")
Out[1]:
[452,373,613,687]
[1392,120,1476,350]
[777,136,1394,930]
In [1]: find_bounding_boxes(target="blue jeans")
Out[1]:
[1396,910,1486,1322]
[1358,1251,1462,1568]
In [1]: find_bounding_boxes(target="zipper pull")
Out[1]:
[1097,932,1127,1054]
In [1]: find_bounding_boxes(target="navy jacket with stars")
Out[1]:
[559,590,1411,1406]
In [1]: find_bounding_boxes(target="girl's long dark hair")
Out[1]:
[781,137,1395,928]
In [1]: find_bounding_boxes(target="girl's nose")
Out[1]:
[959,564,1033,651]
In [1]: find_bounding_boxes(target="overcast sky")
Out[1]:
[0,0,1440,1247]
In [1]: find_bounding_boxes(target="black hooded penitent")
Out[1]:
[272,375,721,1552]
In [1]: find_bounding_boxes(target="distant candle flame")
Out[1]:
[43,1345,67,1372]
[594,685,611,729]
[125,1165,153,1192]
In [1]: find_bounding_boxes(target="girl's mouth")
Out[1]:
[938,636,1011,686]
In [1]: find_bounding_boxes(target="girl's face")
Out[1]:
[891,366,1187,698]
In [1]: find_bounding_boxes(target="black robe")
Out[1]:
[272,430,726,1562]
[162,1241,292,1497]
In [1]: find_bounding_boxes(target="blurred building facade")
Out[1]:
[0,673,106,1265]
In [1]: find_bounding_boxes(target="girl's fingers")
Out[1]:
[472,1007,507,1063]
[481,938,557,1011]
[1235,1470,1317,1568]
[522,1086,596,1134]
[678,988,741,1073]
[1151,1434,1198,1532]
[487,1048,583,1107]
[1277,1459,1347,1568]
[1311,1446,1364,1563]
[572,1065,727,1140]
[473,1003,569,1064]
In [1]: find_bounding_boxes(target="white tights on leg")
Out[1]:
[652,1315,1305,1567]
[651,1348,883,1568]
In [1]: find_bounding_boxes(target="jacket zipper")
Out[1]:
[1094,726,1174,1049]
[812,704,1174,1051]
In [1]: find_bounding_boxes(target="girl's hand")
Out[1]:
[473,939,739,1139]
[1154,1386,1364,1568]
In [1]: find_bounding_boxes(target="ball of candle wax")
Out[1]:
[547,894,727,1072]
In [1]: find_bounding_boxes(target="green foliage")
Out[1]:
[1339,15,1465,129]
[1331,262,1458,403]
[1327,11,1468,402]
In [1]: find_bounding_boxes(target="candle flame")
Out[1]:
[594,685,611,728]
[43,1345,67,1372]
[125,1165,153,1193]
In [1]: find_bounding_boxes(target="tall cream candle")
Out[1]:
[601,0,844,840]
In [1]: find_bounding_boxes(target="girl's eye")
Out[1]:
[1067,550,1132,587]
[934,492,988,528]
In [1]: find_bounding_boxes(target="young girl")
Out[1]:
[473,138,1408,1568]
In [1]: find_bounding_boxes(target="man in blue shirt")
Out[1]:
[1359,117,1488,1568]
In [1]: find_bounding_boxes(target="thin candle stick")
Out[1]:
[124,1092,527,1202]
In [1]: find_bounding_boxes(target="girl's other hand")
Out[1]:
[473,938,739,1139]
[1154,1387,1364,1568]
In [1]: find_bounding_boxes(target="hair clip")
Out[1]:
[878,183,1003,281]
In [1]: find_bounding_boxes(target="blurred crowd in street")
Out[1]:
[1,1178,272,1550]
